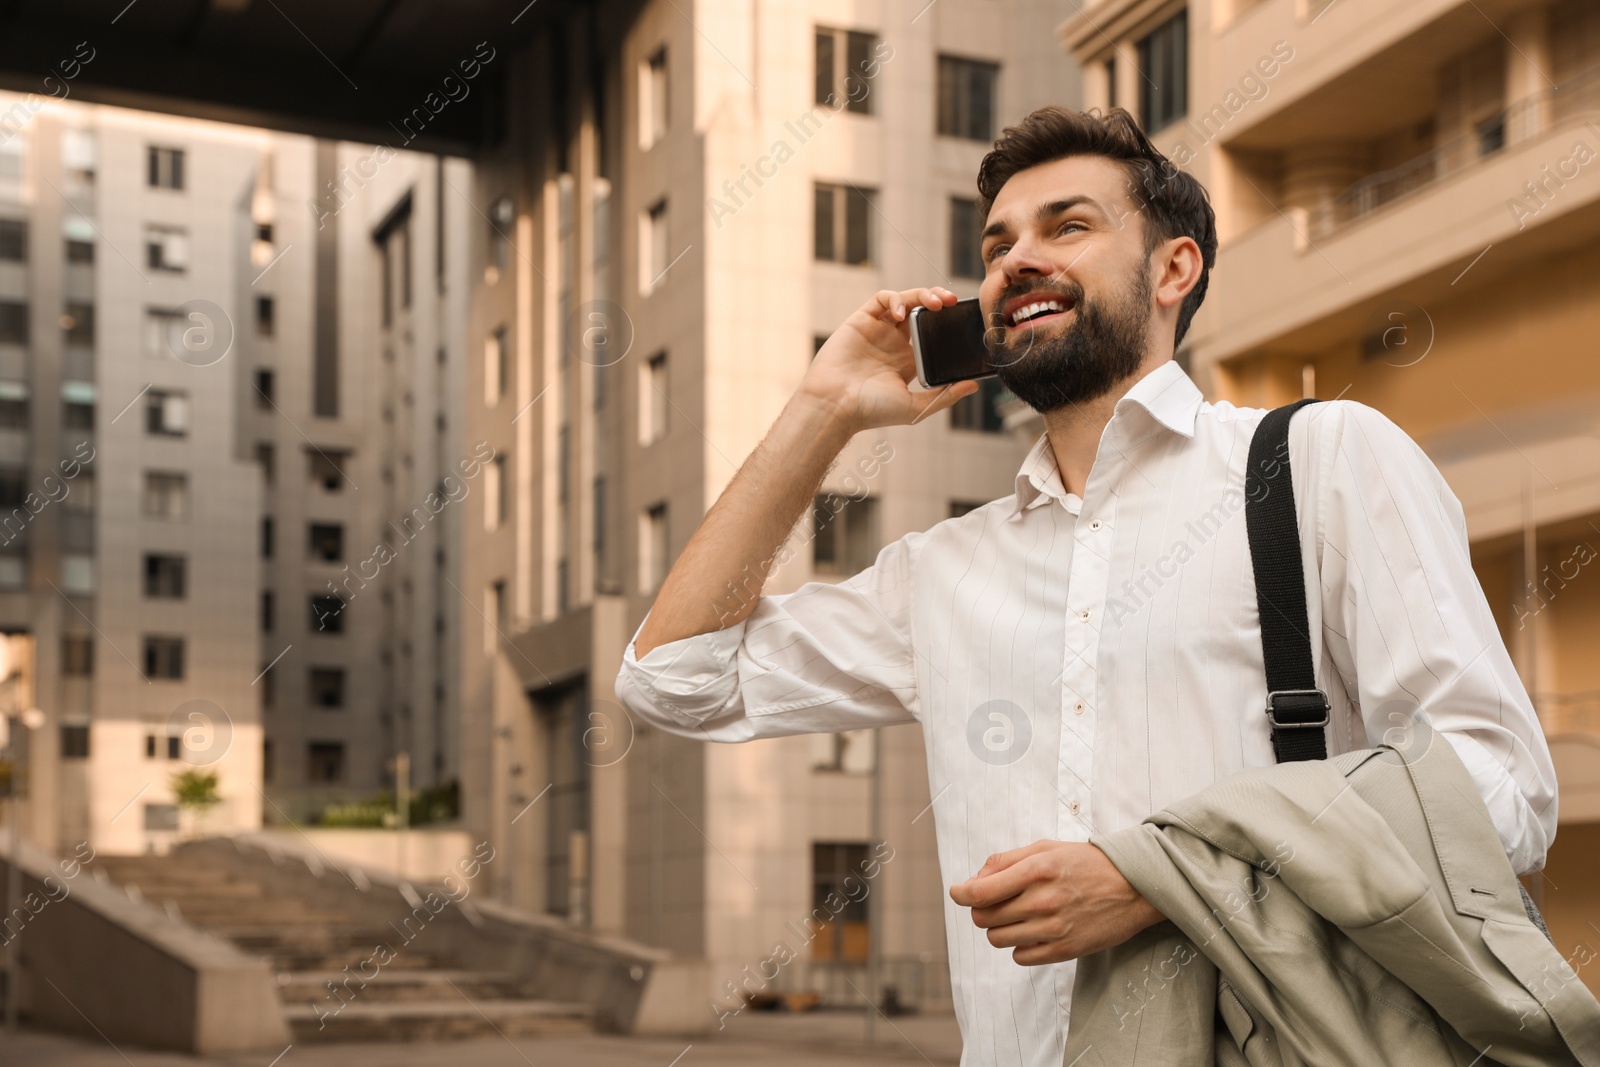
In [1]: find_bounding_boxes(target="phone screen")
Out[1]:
[912,297,995,388]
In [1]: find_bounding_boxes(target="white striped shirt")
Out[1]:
[614,359,1557,1067]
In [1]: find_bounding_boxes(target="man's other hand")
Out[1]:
[800,286,978,433]
[948,840,1163,966]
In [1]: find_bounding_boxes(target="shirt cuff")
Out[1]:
[1441,730,1553,875]
[617,618,747,726]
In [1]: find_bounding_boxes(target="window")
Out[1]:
[812,493,879,576]
[255,441,275,485]
[254,369,274,408]
[485,326,508,405]
[61,554,93,594]
[60,724,89,759]
[640,351,668,444]
[1476,114,1507,156]
[145,389,189,436]
[261,590,274,631]
[262,739,274,783]
[0,301,27,345]
[144,803,180,830]
[145,731,179,762]
[144,224,189,272]
[0,383,28,430]
[63,472,93,514]
[640,502,669,592]
[593,474,607,562]
[261,516,274,558]
[309,523,343,562]
[950,378,1007,433]
[62,634,92,676]
[65,236,94,264]
[810,843,871,962]
[558,425,570,504]
[641,47,669,148]
[143,308,182,358]
[147,146,185,190]
[488,196,513,281]
[950,197,984,279]
[311,594,345,633]
[257,221,274,243]
[814,183,874,265]
[307,742,346,782]
[143,472,189,519]
[485,456,506,532]
[484,580,503,655]
[261,664,276,708]
[815,28,879,114]
[255,295,274,337]
[0,553,24,589]
[937,55,999,141]
[641,199,669,293]
[310,668,346,708]
[143,636,185,680]
[1105,56,1118,111]
[143,554,186,598]
[309,450,349,492]
[949,500,987,518]
[1138,11,1188,133]
[62,396,94,432]
[62,302,94,345]
[0,219,24,261]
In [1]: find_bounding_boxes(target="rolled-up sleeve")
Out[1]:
[614,532,923,743]
[1308,401,1559,874]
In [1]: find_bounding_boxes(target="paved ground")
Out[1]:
[0,1010,963,1066]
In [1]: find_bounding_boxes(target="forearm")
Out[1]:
[634,391,856,658]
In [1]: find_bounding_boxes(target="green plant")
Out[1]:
[171,768,221,811]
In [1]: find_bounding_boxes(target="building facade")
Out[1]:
[0,96,468,854]
[460,0,1078,1012]
[1061,0,1600,995]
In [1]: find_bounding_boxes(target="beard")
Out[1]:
[985,269,1153,415]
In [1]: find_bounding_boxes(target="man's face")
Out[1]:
[977,155,1156,414]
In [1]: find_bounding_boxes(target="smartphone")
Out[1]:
[911,297,996,389]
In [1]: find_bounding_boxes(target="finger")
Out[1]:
[957,854,1045,908]
[951,841,1038,903]
[984,918,1060,950]
[867,289,907,323]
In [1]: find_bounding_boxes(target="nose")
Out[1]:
[997,231,1054,282]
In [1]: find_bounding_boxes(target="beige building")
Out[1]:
[1063,0,1600,994]
[0,95,470,854]
[461,0,1077,1011]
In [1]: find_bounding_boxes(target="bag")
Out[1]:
[1244,398,1554,938]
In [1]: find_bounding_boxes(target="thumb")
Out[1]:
[909,380,980,426]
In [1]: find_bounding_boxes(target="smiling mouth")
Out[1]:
[1007,298,1076,330]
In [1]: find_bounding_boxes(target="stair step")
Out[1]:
[283,998,595,1042]
[278,969,530,1004]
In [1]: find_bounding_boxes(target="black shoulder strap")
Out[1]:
[1244,398,1330,763]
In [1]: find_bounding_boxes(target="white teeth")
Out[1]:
[1010,299,1067,325]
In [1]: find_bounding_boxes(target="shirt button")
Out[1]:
[1089,519,1102,531]
[1068,801,1081,816]
[1078,609,1090,622]
[1073,701,1086,715]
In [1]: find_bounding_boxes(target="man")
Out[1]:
[613,107,1557,1067]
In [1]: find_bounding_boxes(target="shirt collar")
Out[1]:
[1009,360,1203,517]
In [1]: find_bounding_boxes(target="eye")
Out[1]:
[984,243,1010,263]
[1056,220,1087,236]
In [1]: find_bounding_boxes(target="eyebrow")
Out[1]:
[981,195,1106,243]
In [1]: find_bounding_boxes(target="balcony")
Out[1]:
[1192,82,1600,368]
[1309,62,1600,237]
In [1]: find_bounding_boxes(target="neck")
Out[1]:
[1039,355,1171,498]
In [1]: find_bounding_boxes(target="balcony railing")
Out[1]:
[1309,61,1600,238]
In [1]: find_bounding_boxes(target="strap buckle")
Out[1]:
[1265,689,1330,729]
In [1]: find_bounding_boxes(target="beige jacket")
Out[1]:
[1065,725,1600,1066]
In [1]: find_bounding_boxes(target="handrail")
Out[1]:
[1308,61,1600,238]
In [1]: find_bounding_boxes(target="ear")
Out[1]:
[1152,235,1204,313]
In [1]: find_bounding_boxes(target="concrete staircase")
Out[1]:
[94,853,597,1042]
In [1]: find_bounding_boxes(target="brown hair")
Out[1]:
[975,106,1217,347]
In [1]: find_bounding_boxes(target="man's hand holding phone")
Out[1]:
[633,284,977,658]
[799,286,981,433]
